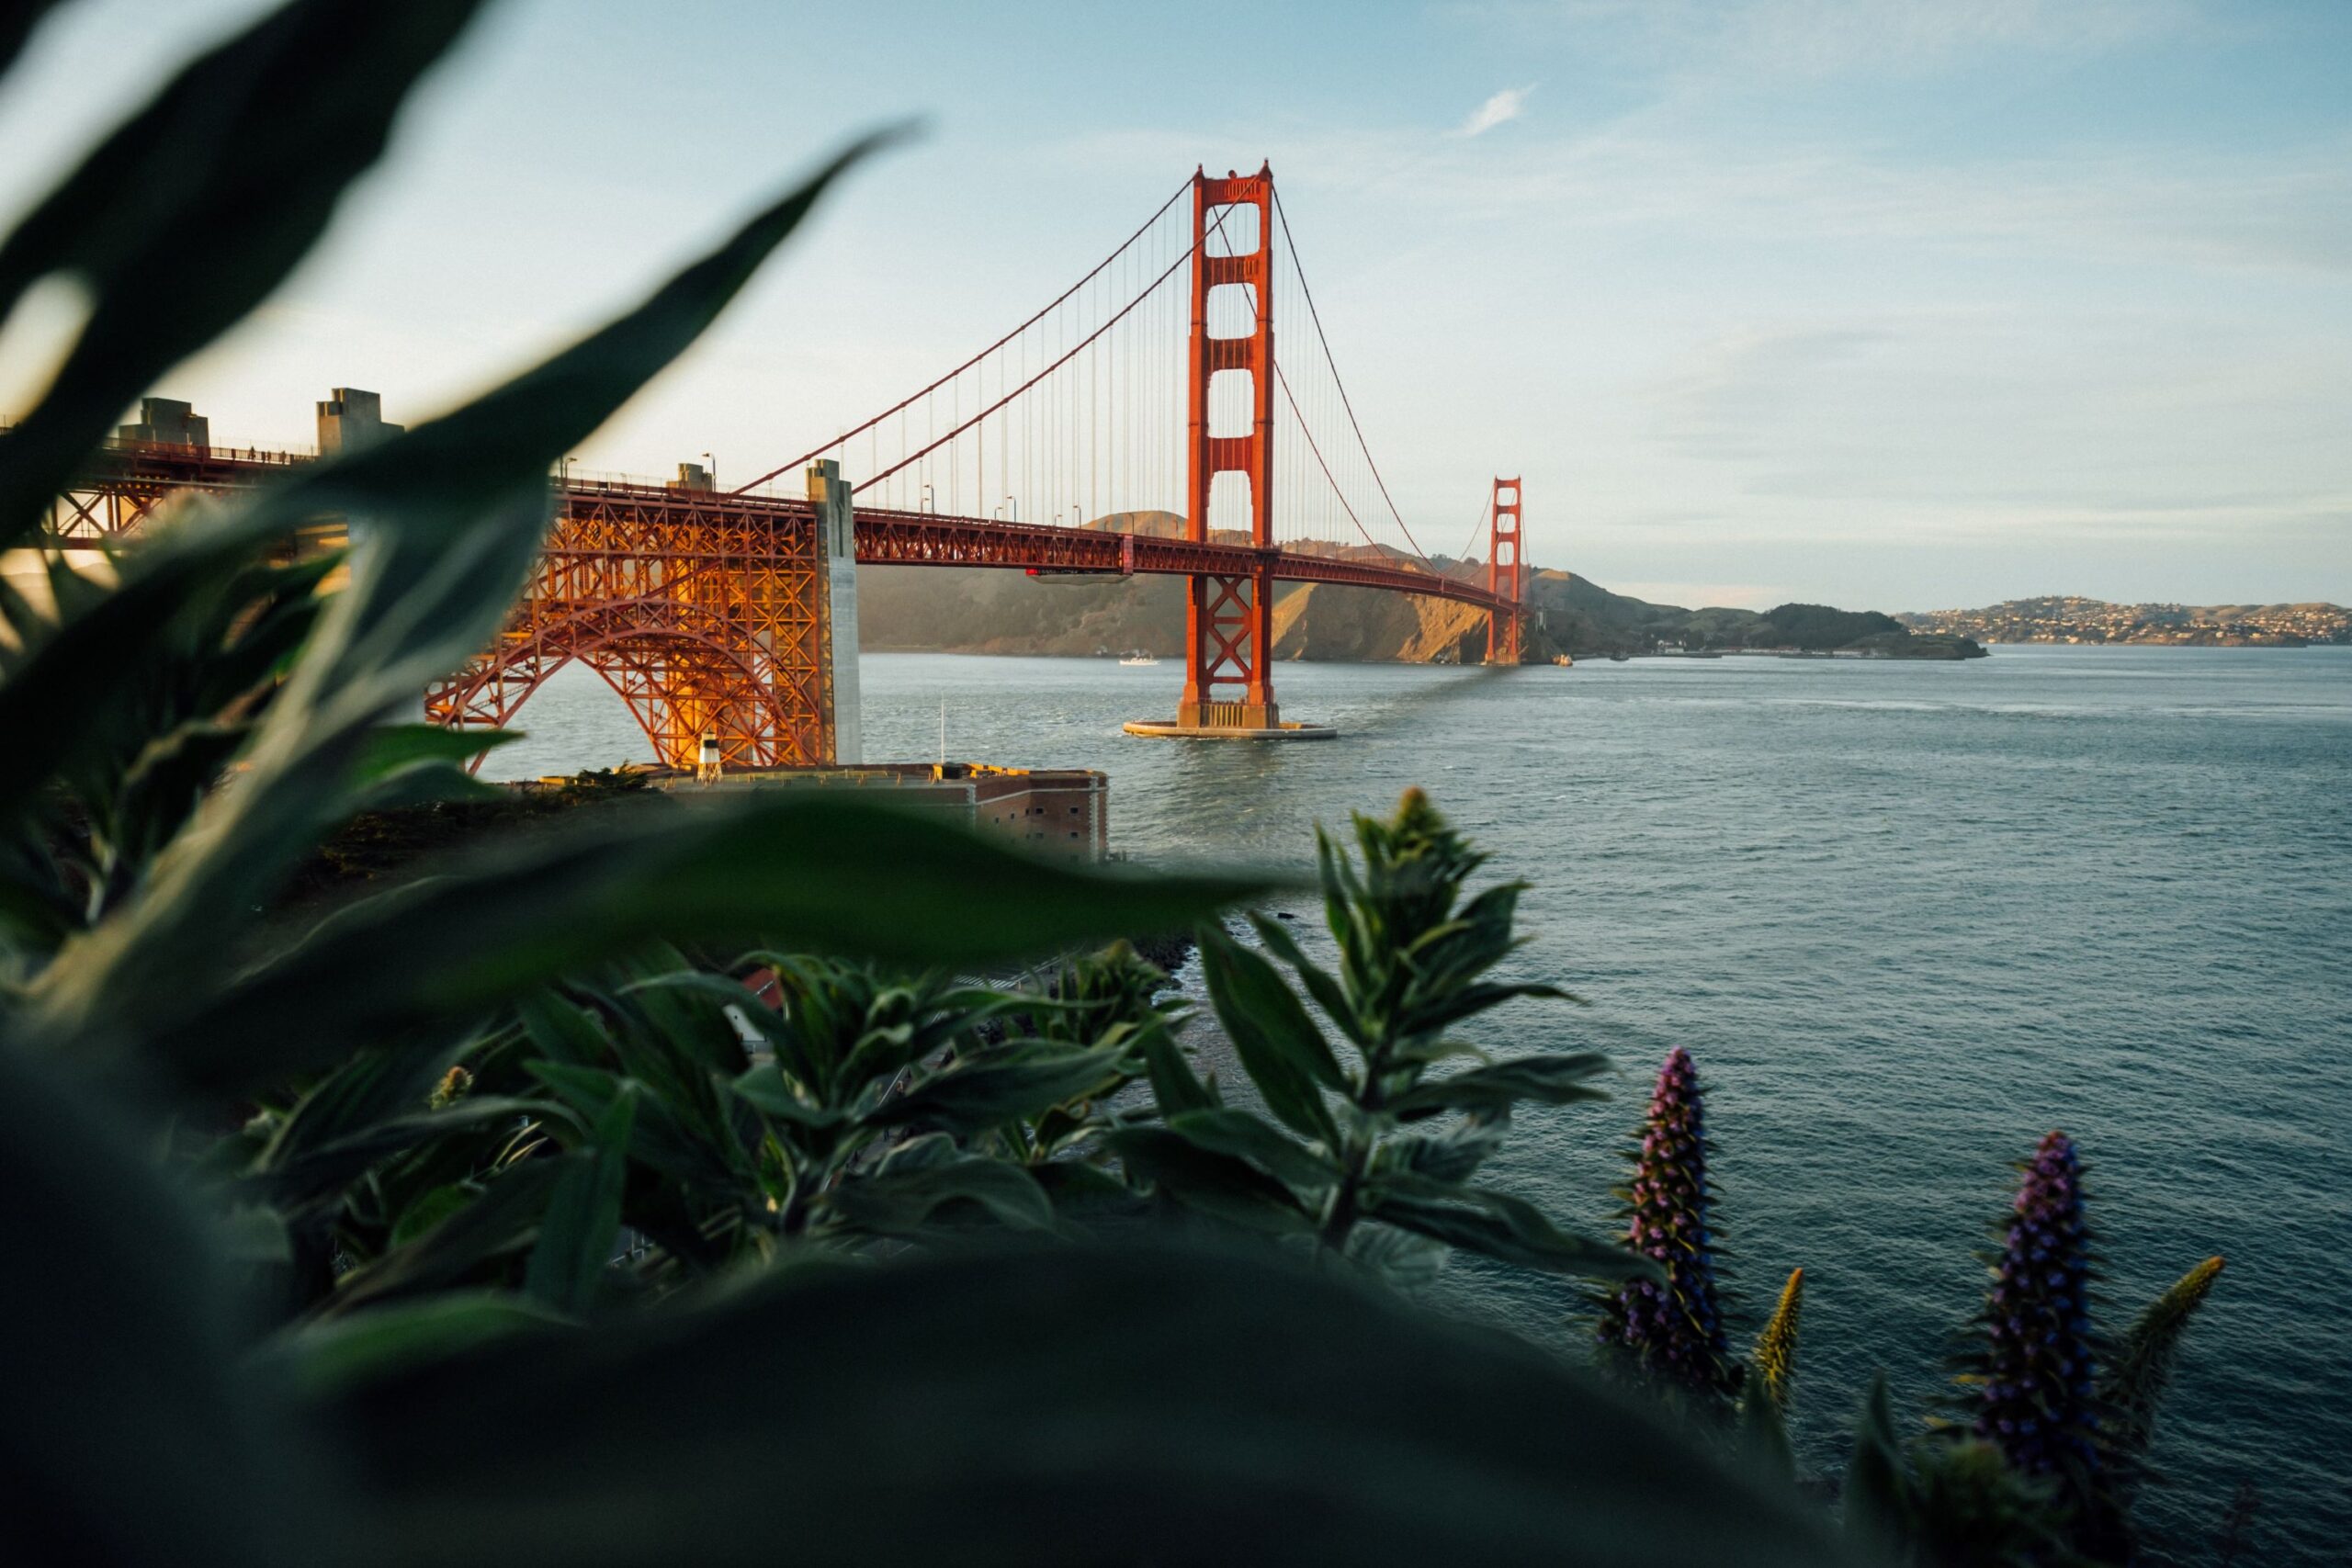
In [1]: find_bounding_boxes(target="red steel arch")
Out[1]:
[422,480,836,768]
[428,615,796,771]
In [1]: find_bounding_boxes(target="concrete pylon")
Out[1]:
[808,459,863,764]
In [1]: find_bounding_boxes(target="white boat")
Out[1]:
[1118,651,1159,666]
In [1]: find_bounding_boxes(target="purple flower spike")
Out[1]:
[1971,1130,2101,1480]
[1598,1047,1740,1399]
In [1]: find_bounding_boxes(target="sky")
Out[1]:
[1,0,2347,611]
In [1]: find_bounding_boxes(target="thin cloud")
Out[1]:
[1455,85,1534,137]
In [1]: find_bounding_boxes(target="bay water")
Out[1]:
[492,644,2351,1562]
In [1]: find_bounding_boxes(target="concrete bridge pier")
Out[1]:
[808,458,862,765]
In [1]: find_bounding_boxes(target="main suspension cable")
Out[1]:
[732,177,1190,496]
[1272,188,1431,564]
[1456,491,1492,566]
[863,242,1192,490]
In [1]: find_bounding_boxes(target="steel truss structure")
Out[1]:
[51,438,1517,765]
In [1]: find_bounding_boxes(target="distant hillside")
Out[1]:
[857,523,1982,661]
[1514,574,1981,659]
[1900,596,2348,646]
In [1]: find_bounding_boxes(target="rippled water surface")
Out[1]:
[495,644,2351,1562]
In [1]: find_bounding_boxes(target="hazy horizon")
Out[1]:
[2,0,2346,612]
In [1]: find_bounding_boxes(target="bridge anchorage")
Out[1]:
[46,160,1532,772]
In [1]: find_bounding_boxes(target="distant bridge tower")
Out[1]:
[1487,476,1524,664]
[1179,164,1281,732]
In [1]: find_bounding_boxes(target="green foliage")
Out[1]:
[1841,1375,2068,1568]
[1110,788,1650,1287]
[1751,603,1905,651]
[3,1026,1850,1567]
[1902,1438,2073,1568]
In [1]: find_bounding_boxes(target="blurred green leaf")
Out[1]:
[525,1084,636,1315]
[830,1146,1055,1236]
[1105,1126,1312,1235]
[0,0,495,543]
[1196,923,1340,1141]
[1740,1384,1797,1485]
[349,760,508,809]
[274,1289,570,1400]
[129,797,1266,1099]
[873,1043,1129,1135]
[0,525,277,832]
[1164,1107,1335,1195]
[1844,1372,1912,1559]
[218,1201,291,1265]
[350,723,520,778]
[1364,1187,1655,1280]
[107,720,251,860]
[322,1242,1854,1568]
[0,2,68,85]
[0,1037,343,1567]
[516,987,609,1066]
[1387,1052,1611,1121]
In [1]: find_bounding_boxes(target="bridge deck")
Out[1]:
[51,446,1509,615]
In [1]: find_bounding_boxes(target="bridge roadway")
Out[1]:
[54,443,1508,615]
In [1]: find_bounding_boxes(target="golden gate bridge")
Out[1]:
[50,164,1530,764]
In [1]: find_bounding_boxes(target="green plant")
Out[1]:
[1105,788,1653,1289]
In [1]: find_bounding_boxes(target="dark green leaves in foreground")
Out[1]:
[323,1244,1854,1568]
[20,126,900,1046]
[1154,794,1648,1289]
[1196,924,1340,1139]
[0,1038,328,1568]
[6,1032,1854,1568]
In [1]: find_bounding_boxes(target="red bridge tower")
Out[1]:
[1180,164,1278,730]
[1487,475,1524,664]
